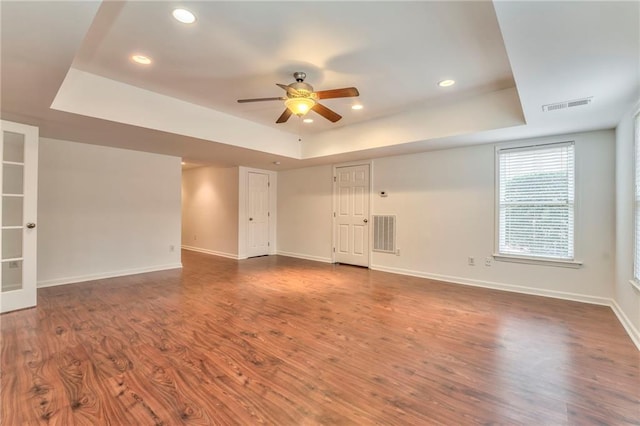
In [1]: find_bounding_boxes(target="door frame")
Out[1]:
[238,166,277,259]
[332,160,372,266]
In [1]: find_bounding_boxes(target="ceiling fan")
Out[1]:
[237,72,359,124]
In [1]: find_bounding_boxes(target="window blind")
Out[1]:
[498,142,575,260]
[634,113,640,282]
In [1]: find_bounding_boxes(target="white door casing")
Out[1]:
[334,164,370,267]
[247,171,270,257]
[1,120,38,313]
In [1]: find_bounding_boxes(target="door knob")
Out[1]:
[249,217,253,221]
[363,218,368,223]
[26,223,36,229]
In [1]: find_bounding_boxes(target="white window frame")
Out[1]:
[494,140,582,268]
[633,112,640,288]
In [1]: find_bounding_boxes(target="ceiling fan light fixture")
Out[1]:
[438,79,456,87]
[303,118,313,123]
[131,54,152,65]
[172,8,196,24]
[284,97,315,116]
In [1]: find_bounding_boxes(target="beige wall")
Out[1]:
[277,165,333,262]
[181,166,239,258]
[277,130,616,305]
[38,138,182,286]
[370,130,615,303]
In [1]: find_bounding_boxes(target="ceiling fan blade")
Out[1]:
[276,108,293,124]
[315,87,360,100]
[276,83,301,97]
[312,103,342,122]
[237,97,286,103]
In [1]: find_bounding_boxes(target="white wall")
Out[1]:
[181,166,239,258]
[38,138,182,286]
[371,130,615,303]
[277,130,616,304]
[614,105,640,347]
[277,165,333,262]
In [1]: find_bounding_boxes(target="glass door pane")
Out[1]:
[3,163,24,194]
[3,132,24,163]
[2,196,22,226]
[2,261,22,291]
[2,228,22,259]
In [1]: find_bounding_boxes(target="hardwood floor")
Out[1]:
[1,250,639,425]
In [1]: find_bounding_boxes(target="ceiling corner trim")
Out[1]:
[50,68,302,159]
[300,87,526,159]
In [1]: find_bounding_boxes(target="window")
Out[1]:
[634,113,640,282]
[497,142,575,261]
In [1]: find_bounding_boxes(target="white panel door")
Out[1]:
[334,164,370,266]
[1,121,38,313]
[247,172,270,257]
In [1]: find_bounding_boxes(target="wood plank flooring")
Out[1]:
[1,250,639,425]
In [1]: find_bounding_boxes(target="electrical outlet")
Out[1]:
[8,261,19,269]
[485,257,492,267]
[468,257,475,266]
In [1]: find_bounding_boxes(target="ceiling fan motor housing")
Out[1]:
[289,81,314,98]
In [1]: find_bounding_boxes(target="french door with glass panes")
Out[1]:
[1,121,38,313]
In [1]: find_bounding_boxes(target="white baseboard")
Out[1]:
[182,245,239,260]
[610,299,640,351]
[37,263,183,288]
[369,264,611,306]
[276,251,333,263]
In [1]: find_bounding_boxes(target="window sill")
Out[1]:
[493,254,583,269]
[630,280,640,293]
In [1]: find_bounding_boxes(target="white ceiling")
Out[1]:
[71,1,516,134]
[1,1,638,170]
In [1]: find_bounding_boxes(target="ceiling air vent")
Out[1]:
[542,97,592,112]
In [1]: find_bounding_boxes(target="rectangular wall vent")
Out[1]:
[542,97,592,112]
[373,215,396,253]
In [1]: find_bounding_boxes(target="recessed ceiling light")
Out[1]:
[438,79,456,87]
[172,8,196,24]
[351,104,363,110]
[131,54,152,65]
[303,118,313,123]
